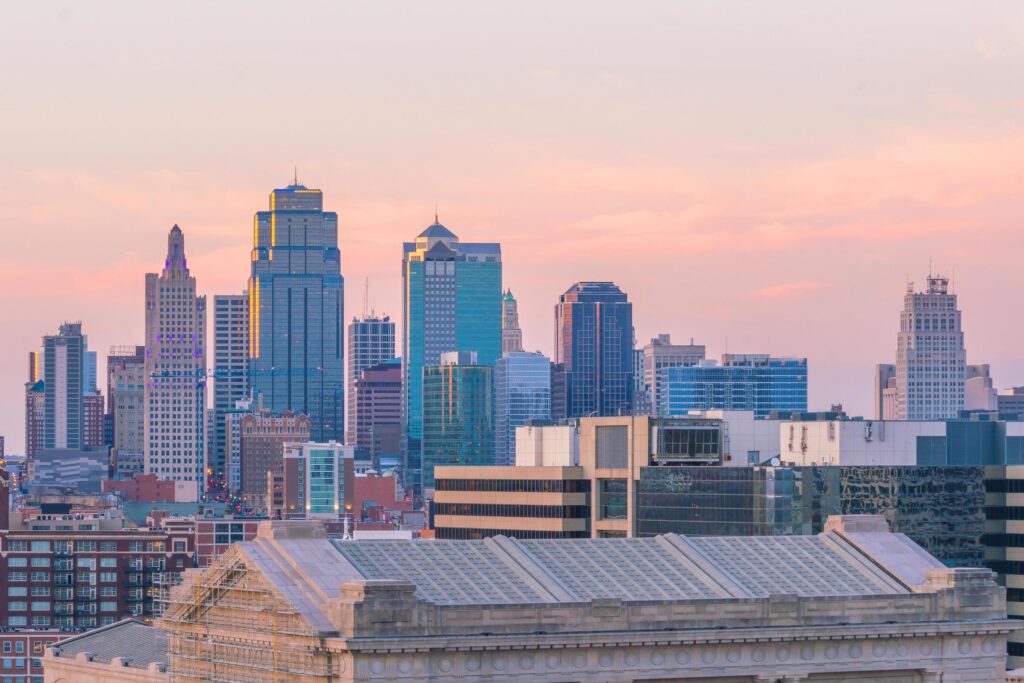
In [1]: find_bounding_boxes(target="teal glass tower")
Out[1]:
[249,182,344,442]
[421,352,495,490]
[402,220,501,493]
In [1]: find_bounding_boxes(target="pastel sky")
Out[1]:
[3,2,1024,453]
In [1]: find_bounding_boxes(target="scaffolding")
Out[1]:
[160,551,334,683]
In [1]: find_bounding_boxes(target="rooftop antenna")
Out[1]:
[363,277,370,318]
[434,204,439,225]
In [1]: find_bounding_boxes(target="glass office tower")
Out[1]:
[660,354,807,418]
[402,220,501,492]
[495,352,552,466]
[249,182,344,442]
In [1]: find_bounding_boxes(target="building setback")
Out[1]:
[346,315,396,448]
[248,182,344,443]
[401,220,501,492]
[144,226,207,499]
[552,281,633,419]
[501,289,523,353]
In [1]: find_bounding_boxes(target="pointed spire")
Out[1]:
[293,165,298,186]
[434,204,439,225]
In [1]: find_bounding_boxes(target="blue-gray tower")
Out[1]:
[249,181,344,442]
[402,219,501,493]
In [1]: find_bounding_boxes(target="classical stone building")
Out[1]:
[159,515,1016,682]
[44,618,167,683]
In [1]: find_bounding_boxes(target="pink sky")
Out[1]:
[3,2,1024,452]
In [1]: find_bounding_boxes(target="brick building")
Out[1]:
[0,631,64,683]
[102,473,180,503]
[239,411,310,509]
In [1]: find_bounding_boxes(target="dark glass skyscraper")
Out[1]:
[402,220,501,491]
[249,183,344,442]
[553,282,634,418]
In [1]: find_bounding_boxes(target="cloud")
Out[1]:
[749,281,832,301]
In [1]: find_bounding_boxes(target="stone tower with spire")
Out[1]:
[144,225,207,499]
[502,289,523,353]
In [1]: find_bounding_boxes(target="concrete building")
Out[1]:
[31,447,110,493]
[212,293,249,491]
[874,363,898,420]
[966,363,998,411]
[159,516,1015,682]
[24,379,45,463]
[351,359,401,469]
[44,618,167,683]
[280,441,354,520]
[892,274,967,420]
[346,314,396,448]
[494,352,551,467]
[421,352,495,492]
[144,225,207,499]
[661,354,808,418]
[644,334,705,416]
[83,390,106,448]
[500,289,523,353]
[43,322,87,451]
[107,346,146,477]
[690,409,783,466]
[401,219,501,493]
[249,181,345,443]
[238,411,310,510]
[1001,387,1024,417]
[553,281,634,420]
[515,422,579,467]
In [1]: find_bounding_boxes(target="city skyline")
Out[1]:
[5,2,1024,451]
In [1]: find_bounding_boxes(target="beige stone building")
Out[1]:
[157,515,1016,682]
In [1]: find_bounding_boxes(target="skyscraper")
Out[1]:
[82,391,105,448]
[24,352,44,462]
[346,315,395,447]
[495,351,551,466]
[552,281,634,419]
[144,225,207,498]
[43,322,86,450]
[421,352,495,491]
[402,219,501,491]
[212,293,249,489]
[249,181,344,442]
[660,354,808,418]
[352,358,402,466]
[893,275,966,420]
[643,334,706,415]
[108,346,146,477]
[501,289,523,353]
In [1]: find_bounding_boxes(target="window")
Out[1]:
[99,601,117,612]
[99,541,117,552]
[30,602,49,612]
[7,588,26,598]
[6,619,25,628]
[99,558,117,568]
[29,588,48,597]
[598,479,628,520]
[30,617,48,627]
[77,541,96,551]
[7,542,26,552]
[99,573,117,583]
[7,559,26,568]
[747,450,760,465]
[28,558,49,568]
[12,644,21,655]
[77,558,96,570]
[29,542,49,552]
[595,426,629,469]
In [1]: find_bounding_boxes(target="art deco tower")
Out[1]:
[144,225,207,498]
[248,181,344,442]
[501,289,524,353]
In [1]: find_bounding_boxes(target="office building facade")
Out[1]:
[643,334,705,416]
[552,282,633,419]
[345,315,395,447]
[108,346,146,477]
[281,442,353,519]
[660,354,808,418]
[501,289,523,353]
[249,182,344,443]
[143,225,207,499]
[212,293,249,490]
[42,322,86,450]
[494,352,551,466]
[421,352,495,491]
[893,274,967,420]
[402,221,501,491]
[238,411,310,510]
[351,358,401,467]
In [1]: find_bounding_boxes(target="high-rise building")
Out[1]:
[82,391,105,448]
[402,219,501,491]
[501,289,523,353]
[281,441,353,519]
[24,353,45,462]
[893,275,966,420]
[346,315,395,447]
[212,293,249,490]
[660,354,808,418]
[238,410,310,509]
[144,225,207,499]
[998,387,1024,417]
[248,181,344,443]
[965,364,997,411]
[107,346,146,477]
[874,363,897,420]
[351,358,402,466]
[83,349,97,395]
[494,352,551,466]
[42,322,86,450]
[421,352,495,491]
[552,281,633,419]
[643,334,705,415]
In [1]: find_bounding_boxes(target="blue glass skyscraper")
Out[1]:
[402,220,501,492]
[248,182,344,442]
[660,354,808,418]
[553,282,634,419]
[495,352,552,466]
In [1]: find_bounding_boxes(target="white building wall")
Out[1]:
[779,420,946,466]
[688,410,782,466]
[515,424,579,466]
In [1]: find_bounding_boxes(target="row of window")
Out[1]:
[5,540,166,552]
[435,479,589,493]
[434,503,590,519]
[435,528,589,540]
